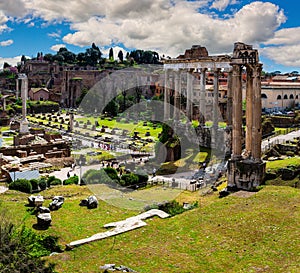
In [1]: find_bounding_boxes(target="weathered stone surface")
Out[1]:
[87,195,98,209]
[80,196,98,209]
[39,206,50,213]
[28,195,44,207]
[49,196,64,211]
[281,168,296,180]
[37,213,51,227]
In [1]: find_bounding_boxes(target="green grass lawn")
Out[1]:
[266,156,300,171]
[1,185,300,273]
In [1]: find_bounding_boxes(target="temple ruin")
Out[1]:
[163,42,266,190]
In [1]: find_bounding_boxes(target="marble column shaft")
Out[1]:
[246,66,253,153]
[186,70,193,120]
[21,78,28,119]
[199,68,206,125]
[164,69,170,120]
[252,64,263,160]
[173,70,181,121]
[226,71,233,126]
[231,64,243,157]
[213,69,220,128]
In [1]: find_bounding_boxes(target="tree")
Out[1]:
[85,44,102,66]
[43,53,54,62]
[109,47,114,60]
[3,62,11,69]
[118,50,124,62]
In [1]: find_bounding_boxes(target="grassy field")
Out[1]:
[1,185,299,273]
[266,156,300,170]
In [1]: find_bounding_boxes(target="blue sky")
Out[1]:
[0,0,300,73]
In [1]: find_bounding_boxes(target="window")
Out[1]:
[283,94,288,99]
[277,95,282,100]
[289,94,294,99]
[261,93,268,99]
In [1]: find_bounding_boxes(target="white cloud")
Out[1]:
[261,45,300,67]
[0,0,27,17]
[48,30,61,38]
[261,27,300,67]
[50,44,66,52]
[210,0,237,11]
[0,0,295,68]
[0,56,23,68]
[0,10,10,33]
[61,1,285,57]
[0,39,13,47]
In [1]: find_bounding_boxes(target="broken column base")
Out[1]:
[19,119,29,134]
[227,158,266,191]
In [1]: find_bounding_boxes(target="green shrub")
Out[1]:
[286,151,295,157]
[9,179,32,193]
[120,173,139,187]
[38,178,47,191]
[47,176,62,186]
[82,169,114,184]
[29,179,39,191]
[103,167,119,181]
[63,175,78,185]
[50,178,62,186]
[156,200,198,216]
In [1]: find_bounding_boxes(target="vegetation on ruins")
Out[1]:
[0,207,59,273]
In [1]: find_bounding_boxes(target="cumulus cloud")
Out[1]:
[0,56,23,69]
[261,27,300,67]
[261,45,300,67]
[0,10,10,33]
[0,39,13,47]
[210,0,237,11]
[0,0,294,67]
[61,1,285,57]
[50,44,66,52]
[0,0,27,17]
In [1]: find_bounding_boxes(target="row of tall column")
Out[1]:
[231,63,262,161]
[163,68,220,127]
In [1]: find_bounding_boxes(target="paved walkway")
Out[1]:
[262,129,300,152]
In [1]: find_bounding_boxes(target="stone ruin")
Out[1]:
[163,42,266,191]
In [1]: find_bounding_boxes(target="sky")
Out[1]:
[0,0,299,73]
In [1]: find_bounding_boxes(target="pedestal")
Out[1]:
[19,118,29,134]
[227,158,266,191]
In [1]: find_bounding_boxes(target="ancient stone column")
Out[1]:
[252,64,263,161]
[199,68,207,125]
[211,69,220,147]
[20,76,29,134]
[21,77,28,119]
[246,66,253,153]
[213,69,220,128]
[16,78,19,99]
[226,71,233,126]
[186,69,193,120]
[164,69,170,120]
[231,64,243,158]
[173,70,181,121]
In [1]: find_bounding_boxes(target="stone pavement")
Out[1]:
[262,129,300,152]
